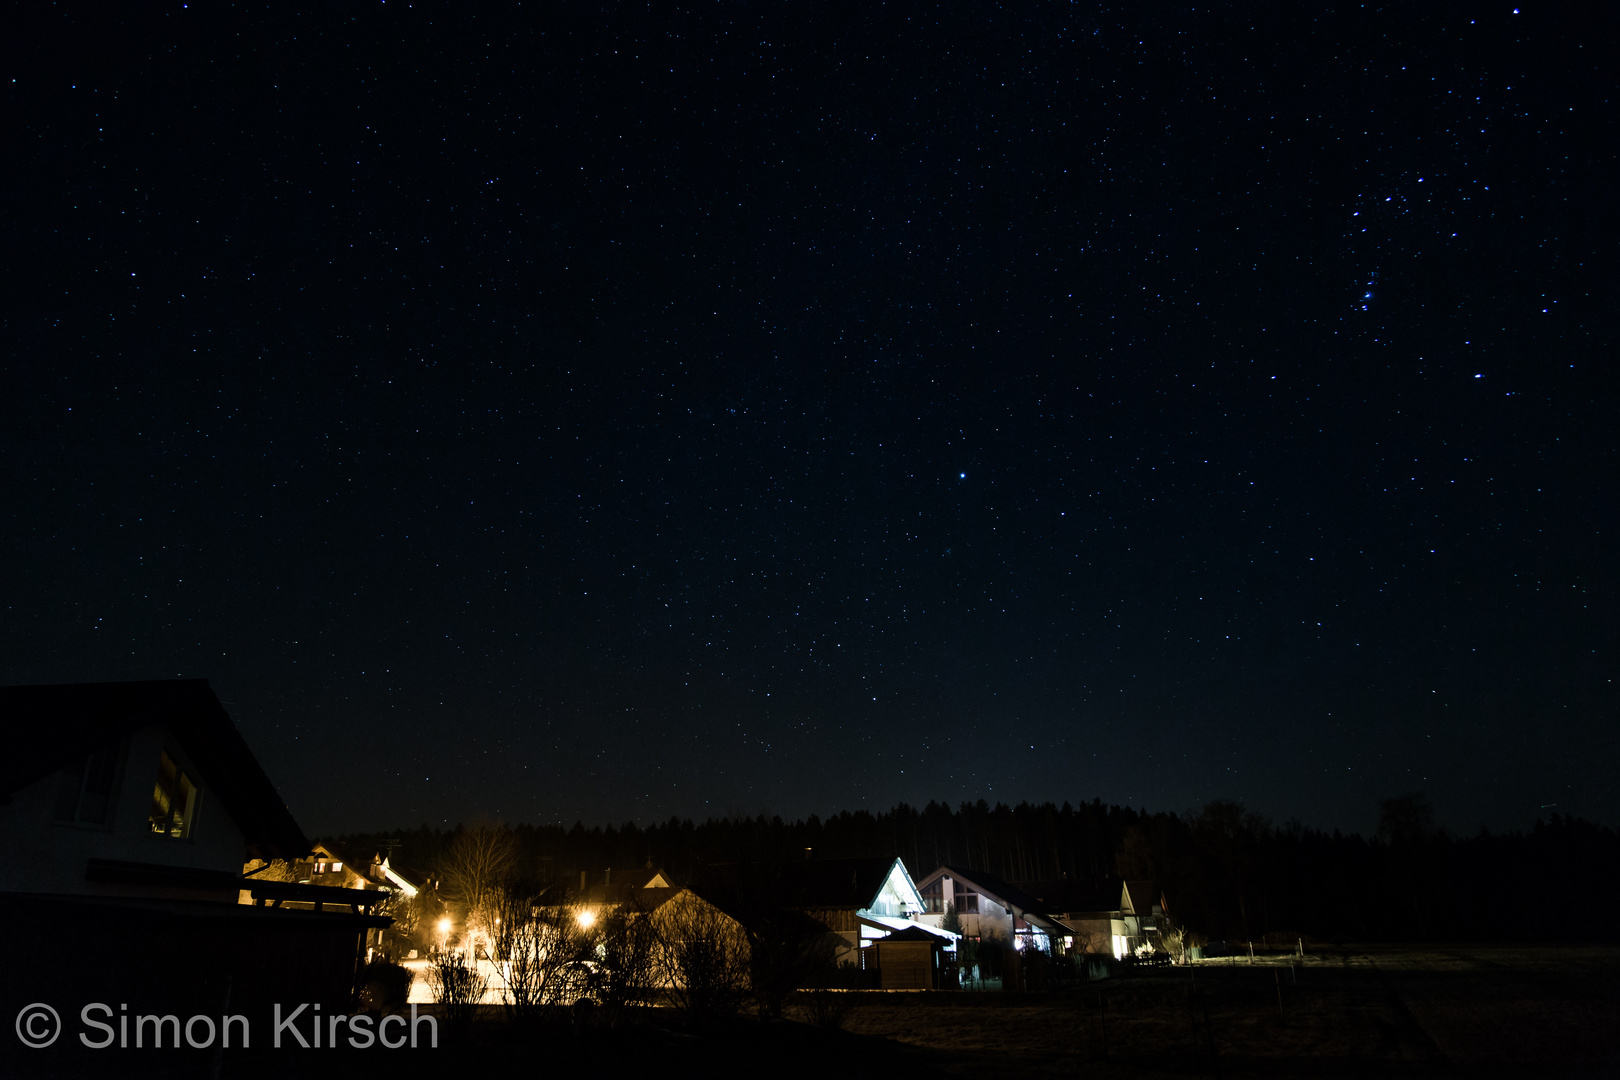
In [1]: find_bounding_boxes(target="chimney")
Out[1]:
[580,870,587,892]
[605,867,612,887]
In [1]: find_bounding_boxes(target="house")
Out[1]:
[1017,876,1123,956]
[914,865,1063,954]
[696,856,957,989]
[526,866,748,998]
[0,679,390,1014]
[1002,876,1169,959]
[284,840,424,898]
[246,840,427,959]
[1119,879,1168,957]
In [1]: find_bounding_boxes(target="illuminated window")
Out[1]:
[53,740,127,826]
[147,751,199,839]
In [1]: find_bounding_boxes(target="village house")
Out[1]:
[697,855,958,989]
[989,876,1170,960]
[0,680,389,1013]
[913,865,1064,954]
[282,839,424,898]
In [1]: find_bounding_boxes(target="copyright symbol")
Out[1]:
[15,1003,60,1048]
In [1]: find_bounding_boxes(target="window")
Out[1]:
[147,750,199,839]
[53,740,127,826]
[956,892,979,914]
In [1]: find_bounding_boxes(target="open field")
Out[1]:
[7,945,1616,1079]
[828,944,1620,1078]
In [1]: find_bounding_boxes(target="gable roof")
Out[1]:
[0,680,310,861]
[919,866,1041,912]
[913,866,1067,929]
[1018,876,1126,915]
[702,856,912,910]
[1122,880,1165,916]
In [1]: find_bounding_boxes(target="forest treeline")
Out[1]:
[337,794,1620,944]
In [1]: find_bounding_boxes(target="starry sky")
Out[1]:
[4,2,1615,836]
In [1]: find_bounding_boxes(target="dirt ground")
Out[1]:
[824,944,1620,1078]
[8,945,1616,1079]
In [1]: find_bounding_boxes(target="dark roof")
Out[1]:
[931,866,1048,916]
[582,867,683,907]
[1122,880,1164,916]
[695,857,903,911]
[1018,876,1125,915]
[0,680,310,861]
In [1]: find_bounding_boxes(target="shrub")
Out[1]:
[430,950,488,1030]
[357,959,413,1014]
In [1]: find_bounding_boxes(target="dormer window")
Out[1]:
[147,750,198,839]
[53,739,127,826]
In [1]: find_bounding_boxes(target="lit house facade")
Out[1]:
[913,865,1061,953]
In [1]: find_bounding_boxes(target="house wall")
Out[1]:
[0,724,248,898]
[1057,915,1113,954]
[866,862,924,918]
[916,886,1013,942]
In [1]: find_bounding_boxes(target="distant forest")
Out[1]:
[336,795,1620,944]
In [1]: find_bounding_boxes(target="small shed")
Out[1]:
[874,925,948,989]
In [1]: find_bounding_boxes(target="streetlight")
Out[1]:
[437,916,451,953]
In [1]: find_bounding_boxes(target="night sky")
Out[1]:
[4,3,1615,837]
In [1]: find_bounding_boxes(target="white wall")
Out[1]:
[0,724,247,897]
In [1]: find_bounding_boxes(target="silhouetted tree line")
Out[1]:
[339,793,1620,944]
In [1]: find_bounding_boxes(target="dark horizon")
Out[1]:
[4,3,1614,839]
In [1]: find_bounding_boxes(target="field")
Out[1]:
[824,945,1620,1078]
[9,945,1617,1079]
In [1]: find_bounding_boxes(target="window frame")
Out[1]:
[51,738,130,829]
[147,747,203,841]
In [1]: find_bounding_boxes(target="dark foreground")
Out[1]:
[5,946,1616,1079]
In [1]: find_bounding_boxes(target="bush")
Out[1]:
[357,959,413,1014]
[430,950,488,1030]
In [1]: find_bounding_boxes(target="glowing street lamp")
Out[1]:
[576,909,596,929]
[437,916,452,952]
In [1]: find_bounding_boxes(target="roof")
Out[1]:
[1122,880,1165,916]
[922,866,1044,913]
[861,914,957,941]
[878,924,953,944]
[750,857,910,910]
[0,680,310,861]
[688,857,916,934]
[1018,876,1126,915]
[582,867,684,909]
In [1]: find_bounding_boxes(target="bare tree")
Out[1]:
[438,823,520,939]
[1157,919,1188,964]
[589,901,661,1026]
[430,950,488,1033]
[793,934,853,1029]
[243,858,299,882]
[653,892,751,1027]
[488,886,594,1027]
